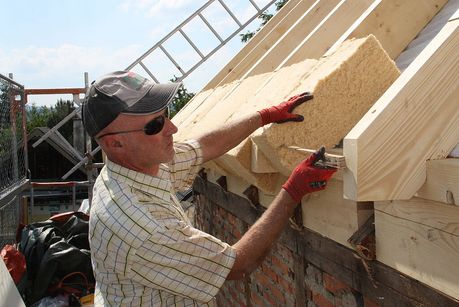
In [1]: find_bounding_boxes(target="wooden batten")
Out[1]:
[344,18,459,201]
[202,0,313,90]
[282,0,377,68]
[416,158,459,206]
[349,0,448,59]
[245,0,342,77]
[302,179,373,248]
[375,198,459,300]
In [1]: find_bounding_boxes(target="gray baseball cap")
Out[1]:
[82,71,182,137]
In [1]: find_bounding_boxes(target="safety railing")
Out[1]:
[0,73,29,247]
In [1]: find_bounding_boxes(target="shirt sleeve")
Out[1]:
[128,216,236,303]
[169,140,203,191]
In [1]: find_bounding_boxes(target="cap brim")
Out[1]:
[122,82,182,115]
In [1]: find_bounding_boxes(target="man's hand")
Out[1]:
[258,92,313,126]
[282,151,336,203]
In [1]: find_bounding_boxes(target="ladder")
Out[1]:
[125,0,279,82]
[44,0,279,180]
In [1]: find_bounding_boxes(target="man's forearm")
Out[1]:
[196,112,262,163]
[227,189,297,280]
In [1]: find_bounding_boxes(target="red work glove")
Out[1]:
[258,92,313,126]
[282,152,337,203]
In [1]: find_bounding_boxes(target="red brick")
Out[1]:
[271,254,291,276]
[277,274,295,295]
[270,282,287,304]
[313,292,335,307]
[364,297,381,307]
[323,273,350,294]
[261,263,279,283]
[250,292,264,306]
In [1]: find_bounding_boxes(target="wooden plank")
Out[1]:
[375,199,459,300]
[395,0,457,71]
[343,19,459,201]
[281,0,377,68]
[245,0,342,76]
[350,0,448,59]
[416,158,459,206]
[173,82,236,133]
[302,179,373,248]
[202,0,313,90]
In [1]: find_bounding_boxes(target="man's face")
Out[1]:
[98,109,178,173]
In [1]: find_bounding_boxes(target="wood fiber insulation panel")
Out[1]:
[302,179,373,248]
[344,19,459,201]
[349,0,448,60]
[203,0,313,90]
[375,199,459,300]
[214,59,318,194]
[416,159,459,206]
[252,35,399,176]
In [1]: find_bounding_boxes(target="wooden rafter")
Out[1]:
[344,16,459,201]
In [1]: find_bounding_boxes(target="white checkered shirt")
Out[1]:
[89,140,236,306]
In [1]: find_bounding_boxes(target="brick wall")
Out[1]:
[192,175,457,307]
[195,192,373,307]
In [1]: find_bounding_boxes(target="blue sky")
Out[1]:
[1,0,275,106]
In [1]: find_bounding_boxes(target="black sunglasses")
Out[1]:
[97,109,169,139]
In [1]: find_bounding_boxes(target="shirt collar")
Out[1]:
[105,159,172,202]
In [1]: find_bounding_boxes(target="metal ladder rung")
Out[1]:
[125,0,279,83]
[218,0,242,27]
[139,61,160,83]
[159,45,186,75]
[179,29,205,59]
[248,0,261,12]
[199,12,224,43]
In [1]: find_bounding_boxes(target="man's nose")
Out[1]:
[164,118,178,135]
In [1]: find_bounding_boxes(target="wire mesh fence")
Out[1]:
[0,74,28,247]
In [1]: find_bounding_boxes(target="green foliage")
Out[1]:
[26,99,75,142]
[169,76,195,118]
[240,0,289,43]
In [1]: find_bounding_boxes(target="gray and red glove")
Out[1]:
[258,92,313,126]
[282,151,337,203]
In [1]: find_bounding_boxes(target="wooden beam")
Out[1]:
[375,198,459,300]
[245,0,342,76]
[202,0,312,90]
[302,179,373,248]
[343,19,459,201]
[281,0,378,68]
[349,0,448,59]
[416,159,459,206]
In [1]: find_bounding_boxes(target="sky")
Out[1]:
[0,0,276,107]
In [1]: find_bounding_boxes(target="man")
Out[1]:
[82,71,336,306]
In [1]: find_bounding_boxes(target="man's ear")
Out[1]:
[99,135,123,149]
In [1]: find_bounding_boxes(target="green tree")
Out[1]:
[169,76,195,118]
[26,99,75,142]
[240,0,289,43]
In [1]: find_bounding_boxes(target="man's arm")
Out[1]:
[227,150,336,279]
[227,188,296,279]
[194,92,313,163]
[196,112,261,163]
